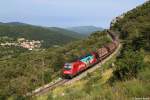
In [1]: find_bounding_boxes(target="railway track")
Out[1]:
[65,43,121,85]
[34,79,69,96]
[27,43,121,97]
[27,31,120,97]
[26,79,69,96]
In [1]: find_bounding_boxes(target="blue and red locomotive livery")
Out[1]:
[62,31,119,79]
[63,52,98,78]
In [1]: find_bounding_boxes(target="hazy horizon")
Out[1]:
[0,0,146,28]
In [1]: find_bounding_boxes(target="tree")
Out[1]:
[113,48,144,80]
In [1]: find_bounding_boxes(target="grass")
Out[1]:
[100,69,113,84]
[35,50,150,100]
[35,52,118,100]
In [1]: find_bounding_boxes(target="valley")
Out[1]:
[0,1,149,100]
[37,1,150,100]
[0,22,85,48]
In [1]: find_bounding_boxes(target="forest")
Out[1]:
[0,30,111,99]
[36,1,150,100]
[0,1,150,100]
[110,1,150,80]
[0,23,84,48]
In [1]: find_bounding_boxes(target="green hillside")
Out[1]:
[111,1,150,50]
[0,30,111,99]
[67,26,103,35]
[37,1,150,100]
[0,22,83,48]
[47,27,85,38]
[1,1,150,100]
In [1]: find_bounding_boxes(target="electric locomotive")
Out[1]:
[63,52,98,78]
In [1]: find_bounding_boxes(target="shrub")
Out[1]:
[112,46,144,80]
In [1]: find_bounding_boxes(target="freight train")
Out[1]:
[62,31,119,79]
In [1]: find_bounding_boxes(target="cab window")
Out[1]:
[64,63,72,70]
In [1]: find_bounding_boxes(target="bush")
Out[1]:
[112,46,144,80]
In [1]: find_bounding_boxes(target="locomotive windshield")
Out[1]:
[64,63,72,70]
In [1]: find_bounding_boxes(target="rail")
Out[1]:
[27,30,120,97]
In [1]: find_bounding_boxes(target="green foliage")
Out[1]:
[109,1,150,83]
[0,46,27,60]
[110,43,144,81]
[0,23,83,48]
[138,62,150,82]
[0,31,111,99]
[36,2,150,99]
[110,1,149,81]
[47,93,53,100]
[107,1,150,98]
[111,1,150,51]
[0,36,28,60]
[0,36,15,42]
[37,51,150,100]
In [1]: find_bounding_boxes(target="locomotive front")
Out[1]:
[63,63,74,78]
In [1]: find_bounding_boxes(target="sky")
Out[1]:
[0,0,146,28]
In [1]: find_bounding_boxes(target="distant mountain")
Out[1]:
[5,22,30,26]
[47,27,85,39]
[66,26,103,35]
[0,22,29,26]
[0,22,3,24]
[0,22,84,48]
